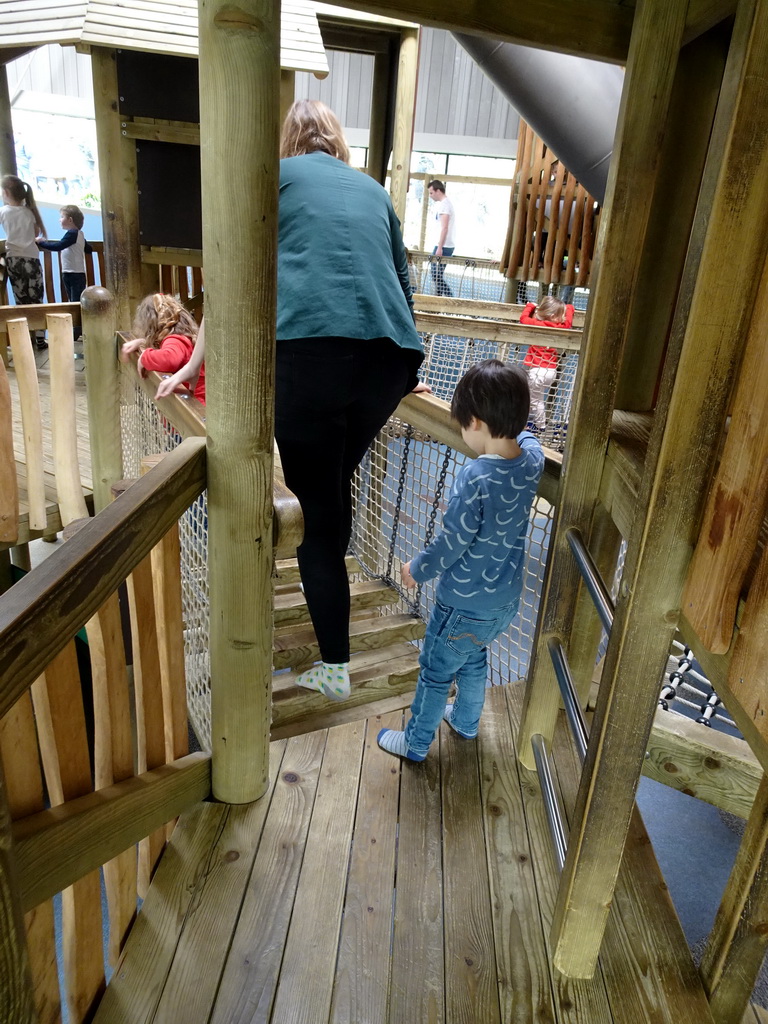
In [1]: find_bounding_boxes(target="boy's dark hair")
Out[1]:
[451,359,530,438]
[61,204,84,229]
[428,179,446,193]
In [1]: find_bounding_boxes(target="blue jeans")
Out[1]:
[405,600,517,757]
[430,246,454,296]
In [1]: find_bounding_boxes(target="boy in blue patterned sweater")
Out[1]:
[378,359,544,762]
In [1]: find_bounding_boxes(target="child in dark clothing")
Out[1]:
[37,205,92,339]
[378,360,544,762]
[37,204,92,302]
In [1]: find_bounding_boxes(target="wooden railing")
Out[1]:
[500,118,600,289]
[0,438,210,1022]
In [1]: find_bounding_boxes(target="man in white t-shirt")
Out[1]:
[428,179,456,297]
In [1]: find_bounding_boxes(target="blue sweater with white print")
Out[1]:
[409,432,544,613]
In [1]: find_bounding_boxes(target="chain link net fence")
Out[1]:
[408,250,506,301]
[121,381,211,749]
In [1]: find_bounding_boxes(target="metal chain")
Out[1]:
[414,446,452,615]
[385,424,412,582]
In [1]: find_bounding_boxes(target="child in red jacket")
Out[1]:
[121,293,205,404]
[519,295,574,430]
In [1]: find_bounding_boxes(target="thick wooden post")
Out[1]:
[389,27,419,226]
[0,65,16,177]
[199,0,278,803]
[82,287,121,513]
[91,48,145,329]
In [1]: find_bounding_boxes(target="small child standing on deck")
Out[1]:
[0,174,47,347]
[120,293,206,403]
[36,203,92,296]
[378,359,544,763]
[520,294,574,431]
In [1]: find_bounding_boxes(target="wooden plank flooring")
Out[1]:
[92,681,747,1024]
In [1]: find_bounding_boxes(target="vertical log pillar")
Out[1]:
[0,65,16,177]
[91,48,145,329]
[389,27,419,226]
[82,287,121,513]
[199,0,279,803]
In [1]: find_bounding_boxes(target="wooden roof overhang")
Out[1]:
[0,0,329,75]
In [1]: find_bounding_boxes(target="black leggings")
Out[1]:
[275,337,411,663]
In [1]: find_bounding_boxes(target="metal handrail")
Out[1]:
[547,636,589,763]
[531,733,568,871]
[565,526,615,634]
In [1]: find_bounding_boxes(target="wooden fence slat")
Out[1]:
[0,693,61,1022]
[0,354,18,543]
[33,642,105,1023]
[7,318,45,532]
[48,313,88,526]
[553,171,577,284]
[543,159,567,281]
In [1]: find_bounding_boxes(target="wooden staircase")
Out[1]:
[270,556,425,737]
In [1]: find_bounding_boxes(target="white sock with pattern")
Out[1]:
[376,729,426,762]
[296,661,350,701]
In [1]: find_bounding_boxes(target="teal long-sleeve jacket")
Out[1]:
[277,151,423,369]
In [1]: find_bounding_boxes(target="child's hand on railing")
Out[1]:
[401,561,417,589]
[411,381,432,394]
[120,338,144,363]
[156,368,192,399]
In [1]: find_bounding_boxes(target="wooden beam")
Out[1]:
[367,49,392,185]
[615,23,729,411]
[121,118,200,146]
[550,0,768,979]
[0,437,207,718]
[415,310,582,350]
[91,47,144,327]
[0,301,81,334]
[390,26,419,225]
[683,0,738,44]
[645,712,761,820]
[140,246,204,268]
[322,0,633,63]
[13,753,211,913]
[200,0,279,803]
[700,776,768,1024]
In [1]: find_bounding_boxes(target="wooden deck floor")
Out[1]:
[91,681,752,1024]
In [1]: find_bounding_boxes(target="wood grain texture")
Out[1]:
[14,754,211,913]
[270,720,365,1024]
[478,687,557,1024]
[7,319,44,531]
[0,435,206,717]
[209,733,322,1024]
[330,713,402,1024]
[441,719,501,1023]
[0,356,17,543]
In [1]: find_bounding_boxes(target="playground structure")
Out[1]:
[3,1,768,1022]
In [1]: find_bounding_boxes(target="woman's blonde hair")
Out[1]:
[535,296,566,323]
[1,174,46,237]
[132,293,198,349]
[280,99,350,164]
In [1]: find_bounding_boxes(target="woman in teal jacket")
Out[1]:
[276,100,424,702]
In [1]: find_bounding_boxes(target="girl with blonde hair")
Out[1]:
[121,293,205,403]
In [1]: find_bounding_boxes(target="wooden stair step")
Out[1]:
[274,579,399,627]
[274,554,360,586]
[272,613,425,671]
[271,643,420,734]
